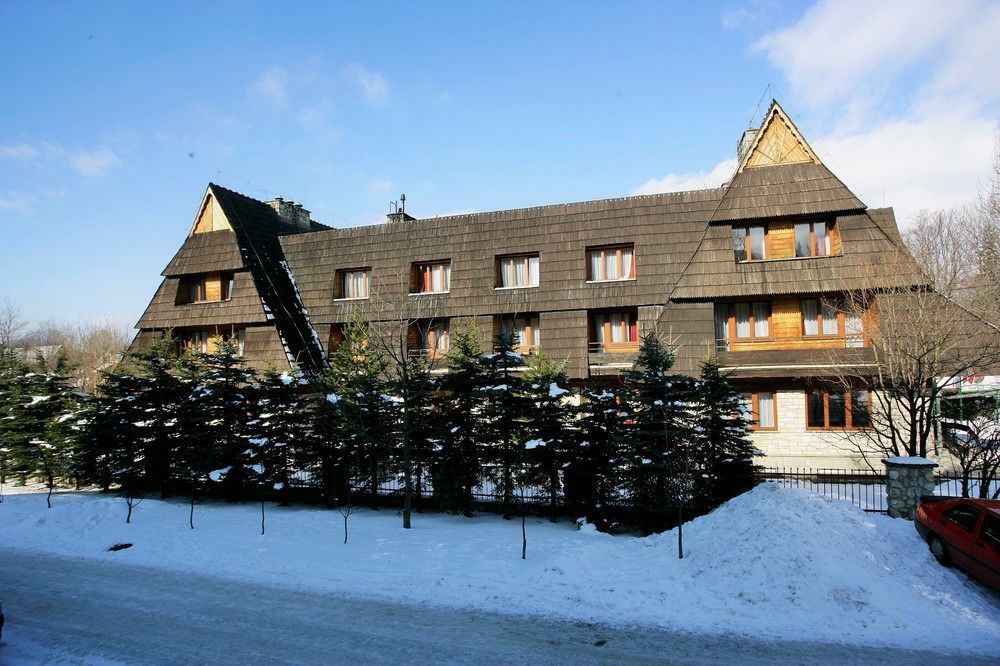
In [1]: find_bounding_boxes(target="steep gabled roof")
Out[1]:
[671,208,928,300]
[135,184,330,372]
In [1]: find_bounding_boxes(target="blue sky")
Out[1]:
[1,1,997,327]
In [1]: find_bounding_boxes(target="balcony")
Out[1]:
[717,346,877,379]
[715,334,865,354]
[588,341,639,374]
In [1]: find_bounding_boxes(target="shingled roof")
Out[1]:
[134,183,330,371]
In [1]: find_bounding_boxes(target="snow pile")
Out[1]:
[1,484,998,655]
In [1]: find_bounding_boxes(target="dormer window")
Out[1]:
[412,260,451,294]
[177,272,234,304]
[795,220,831,257]
[587,244,635,281]
[336,268,370,300]
[732,226,766,262]
[496,254,539,289]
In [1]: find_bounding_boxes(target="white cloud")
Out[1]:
[344,64,390,108]
[632,159,737,196]
[0,143,41,160]
[0,191,33,214]
[68,148,121,178]
[754,0,977,109]
[367,179,393,195]
[250,66,290,108]
[721,0,774,31]
[635,1,998,228]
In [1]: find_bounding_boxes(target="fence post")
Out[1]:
[883,457,937,520]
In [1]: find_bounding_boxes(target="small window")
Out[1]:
[337,269,370,300]
[500,314,540,353]
[732,225,766,262]
[944,505,981,533]
[587,245,635,281]
[807,389,869,429]
[714,303,730,352]
[794,220,832,257]
[740,391,777,430]
[496,254,539,288]
[328,324,345,357]
[420,320,449,354]
[802,298,841,337]
[222,273,235,301]
[719,301,771,341]
[590,310,639,351]
[412,261,451,294]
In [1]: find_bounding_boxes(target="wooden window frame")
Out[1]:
[495,253,540,289]
[742,391,778,431]
[499,314,540,354]
[589,309,639,351]
[801,298,844,338]
[586,244,636,282]
[795,220,833,258]
[737,225,767,262]
[412,260,451,294]
[722,301,773,341]
[805,388,871,430]
[336,268,371,300]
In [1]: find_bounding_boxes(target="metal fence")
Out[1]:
[760,467,1000,513]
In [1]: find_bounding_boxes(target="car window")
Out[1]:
[944,505,981,532]
[982,516,1000,551]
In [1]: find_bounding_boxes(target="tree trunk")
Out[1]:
[260,495,266,536]
[189,478,196,529]
[47,473,53,509]
[402,407,413,529]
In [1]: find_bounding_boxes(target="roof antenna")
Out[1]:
[400,193,406,217]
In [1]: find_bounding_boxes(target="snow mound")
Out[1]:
[1,484,998,655]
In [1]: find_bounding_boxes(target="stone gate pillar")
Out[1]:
[884,457,937,519]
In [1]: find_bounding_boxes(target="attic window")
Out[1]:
[411,260,451,294]
[176,272,234,304]
[732,226,765,262]
[336,268,370,300]
[795,220,832,257]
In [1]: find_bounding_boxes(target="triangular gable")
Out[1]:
[189,187,232,235]
[738,100,820,172]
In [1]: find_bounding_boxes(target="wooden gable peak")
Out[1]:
[188,187,233,236]
[738,100,820,172]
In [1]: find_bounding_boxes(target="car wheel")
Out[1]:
[929,535,950,566]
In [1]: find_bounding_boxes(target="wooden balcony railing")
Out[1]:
[589,341,640,354]
[715,335,865,353]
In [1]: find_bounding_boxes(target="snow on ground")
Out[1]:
[1,484,998,656]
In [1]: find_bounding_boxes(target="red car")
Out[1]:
[915,497,1000,590]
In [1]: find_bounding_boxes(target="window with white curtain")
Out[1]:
[497,254,539,288]
[845,311,864,347]
[421,321,449,352]
[587,245,635,281]
[714,304,730,351]
[339,269,370,299]
[414,261,451,293]
[727,301,771,340]
[591,310,638,348]
[501,315,540,351]
[802,299,819,335]
[757,392,775,428]
[821,301,839,335]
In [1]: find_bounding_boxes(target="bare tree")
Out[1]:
[0,296,26,350]
[18,319,132,392]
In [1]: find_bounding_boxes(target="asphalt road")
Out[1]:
[0,550,993,665]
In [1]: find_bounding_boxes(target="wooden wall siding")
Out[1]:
[717,348,878,379]
[766,222,795,259]
[712,163,864,223]
[280,189,724,331]
[242,325,292,369]
[192,194,232,234]
[204,273,223,302]
[537,310,588,378]
[725,296,879,352]
[655,301,715,375]
[743,114,817,169]
[163,230,244,277]
[671,209,928,300]
[135,270,266,329]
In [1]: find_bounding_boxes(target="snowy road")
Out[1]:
[1,551,992,665]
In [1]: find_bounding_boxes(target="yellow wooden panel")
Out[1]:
[742,103,819,171]
[204,273,222,301]
[830,223,842,255]
[767,223,795,259]
[193,197,214,233]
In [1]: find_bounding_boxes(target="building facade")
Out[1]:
[132,101,988,469]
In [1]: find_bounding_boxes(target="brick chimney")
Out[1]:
[267,196,312,230]
[737,127,759,164]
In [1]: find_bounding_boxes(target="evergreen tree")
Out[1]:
[622,333,696,535]
[323,314,393,508]
[437,322,486,515]
[571,380,631,529]
[479,329,528,519]
[386,352,436,528]
[255,367,316,508]
[127,335,184,495]
[521,350,574,522]
[693,357,758,509]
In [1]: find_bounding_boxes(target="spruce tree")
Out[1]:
[572,380,631,529]
[437,322,486,515]
[255,367,315,508]
[693,357,758,509]
[479,329,528,519]
[127,335,184,495]
[521,350,574,522]
[622,332,696,536]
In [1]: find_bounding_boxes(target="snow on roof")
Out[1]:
[884,456,938,466]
